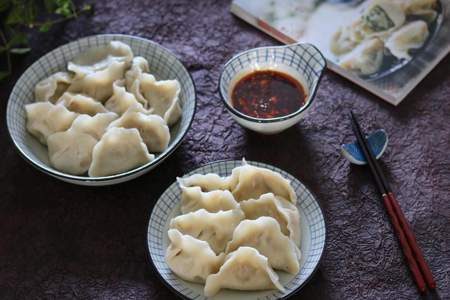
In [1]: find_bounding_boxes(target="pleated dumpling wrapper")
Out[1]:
[165,229,225,283]
[204,246,285,297]
[178,182,239,213]
[105,79,144,115]
[56,92,107,116]
[169,208,244,254]
[70,112,118,140]
[34,71,72,103]
[108,104,170,153]
[225,217,301,274]
[229,159,297,203]
[125,56,150,108]
[140,73,182,126]
[177,173,231,192]
[25,102,78,145]
[68,40,133,78]
[239,193,301,247]
[385,20,429,60]
[88,127,154,177]
[339,38,385,76]
[47,129,97,175]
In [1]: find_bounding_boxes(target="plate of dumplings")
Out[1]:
[330,0,443,80]
[6,34,196,185]
[147,160,326,300]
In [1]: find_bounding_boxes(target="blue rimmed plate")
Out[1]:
[147,160,326,300]
[6,34,196,186]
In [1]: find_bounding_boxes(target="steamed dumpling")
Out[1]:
[179,184,239,213]
[88,127,154,177]
[25,102,78,144]
[68,61,128,102]
[330,24,361,56]
[70,112,118,140]
[104,80,144,115]
[47,129,97,175]
[125,56,150,108]
[225,217,301,274]
[204,247,285,297]
[165,229,225,283]
[169,208,244,254]
[239,193,301,246]
[229,160,297,203]
[57,92,107,116]
[385,21,429,60]
[108,104,170,152]
[177,173,231,192]
[360,0,405,33]
[340,38,384,75]
[34,72,72,102]
[68,41,133,78]
[140,74,182,126]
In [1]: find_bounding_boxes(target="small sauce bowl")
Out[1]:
[219,43,326,134]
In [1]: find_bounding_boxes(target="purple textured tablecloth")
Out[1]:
[1,1,449,299]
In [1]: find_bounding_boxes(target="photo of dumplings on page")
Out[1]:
[165,159,302,297]
[25,41,182,177]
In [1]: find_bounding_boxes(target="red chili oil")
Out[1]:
[231,70,306,119]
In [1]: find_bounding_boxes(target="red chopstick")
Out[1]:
[350,112,436,293]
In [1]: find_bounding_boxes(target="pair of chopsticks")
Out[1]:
[350,111,436,294]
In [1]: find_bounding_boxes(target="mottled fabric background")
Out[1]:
[0,1,449,299]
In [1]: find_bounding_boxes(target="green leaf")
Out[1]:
[39,22,52,32]
[10,47,31,54]
[0,46,6,53]
[0,71,10,81]
[0,0,11,12]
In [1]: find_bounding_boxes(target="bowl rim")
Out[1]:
[145,159,327,300]
[218,43,326,124]
[6,33,197,183]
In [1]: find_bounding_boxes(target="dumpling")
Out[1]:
[330,25,361,56]
[225,217,301,274]
[57,92,107,116]
[169,208,244,254]
[68,61,128,102]
[125,56,150,108]
[228,160,297,203]
[204,246,285,297]
[385,21,429,60]
[88,127,154,177]
[360,0,405,33]
[339,38,384,75]
[70,112,118,140]
[68,41,133,78]
[177,173,231,192]
[239,193,301,246]
[108,104,170,152]
[47,129,97,175]
[140,74,182,126]
[165,229,225,283]
[34,72,72,102]
[178,184,239,213]
[104,80,144,115]
[25,102,78,145]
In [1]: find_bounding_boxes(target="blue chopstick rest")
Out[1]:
[341,129,388,165]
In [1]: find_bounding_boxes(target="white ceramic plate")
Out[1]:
[147,160,326,300]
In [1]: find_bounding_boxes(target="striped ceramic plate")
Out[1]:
[147,160,326,300]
